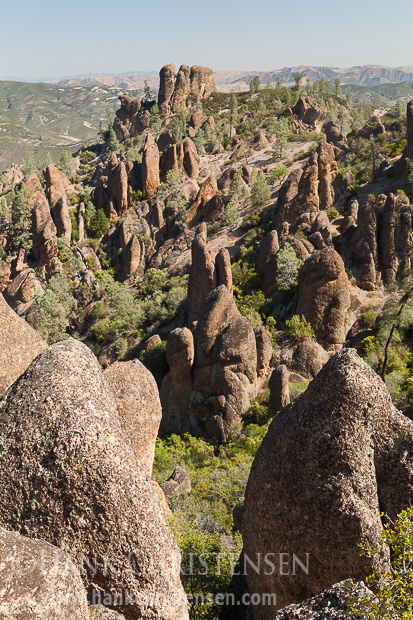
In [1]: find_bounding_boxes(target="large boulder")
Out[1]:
[104,359,162,475]
[0,339,189,620]
[0,294,46,397]
[0,527,89,620]
[296,248,352,350]
[242,348,413,616]
[3,268,44,306]
[291,96,327,133]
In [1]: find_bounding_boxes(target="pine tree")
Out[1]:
[9,185,32,254]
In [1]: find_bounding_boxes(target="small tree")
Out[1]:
[334,77,342,98]
[58,151,74,177]
[251,173,271,206]
[9,185,32,254]
[107,126,119,153]
[275,242,302,291]
[293,72,304,92]
[270,117,290,159]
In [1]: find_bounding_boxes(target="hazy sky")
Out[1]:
[1,0,413,79]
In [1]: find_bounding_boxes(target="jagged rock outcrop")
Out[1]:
[215,248,233,294]
[296,248,353,350]
[158,64,216,114]
[349,121,385,140]
[104,359,162,475]
[325,120,348,155]
[342,193,412,290]
[273,142,342,237]
[161,284,271,442]
[291,96,327,133]
[0,260,10,291]
[268,365,290,418]
[157,129,176,152]
[188,174,218,225]
[0,339,189,620]
[0,293,46,397]
[177,137,199,178]
[187,228,217,328]
[0,527,89,620]
[160,466,192,501]
[141,134,160,196]
[44,164,71,208]
[25,173,57,257]
[3,268,44,306]
[158,63,177,114]
[107,153,129,215]
[379,192,411,285]
[242,348,413,616]
[112,95,149,142]
[274,581,372,620]
[51,196,72,239]
[2,163,24,186]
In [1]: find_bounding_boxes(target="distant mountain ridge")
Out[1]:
[24,65,413,92]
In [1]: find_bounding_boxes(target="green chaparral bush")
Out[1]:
[275,242,302,291]
[286,315,316,342]
[348,507,413,619]
[34,273,75,344]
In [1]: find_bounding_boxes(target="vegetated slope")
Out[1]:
[0,80,140,168]
[342,81,413,105]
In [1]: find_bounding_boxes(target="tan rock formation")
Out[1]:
[296,248,352,350]
[243,348,413,616]
[0,293,46,397]
[0,339,189,620]
[104,359,162,474]
[141,134,160,197]
[0,527,89,620]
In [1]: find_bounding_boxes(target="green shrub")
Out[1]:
[275,243,302,291]
[89,209,109,238]
[34,273,75,344]
[91,318,112,342]
[347,507,413,619]
[286,315,315,341]
[251,174,271,206]
[363,309,377,329]
[69,212,79,241]
[327,206,339,220]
